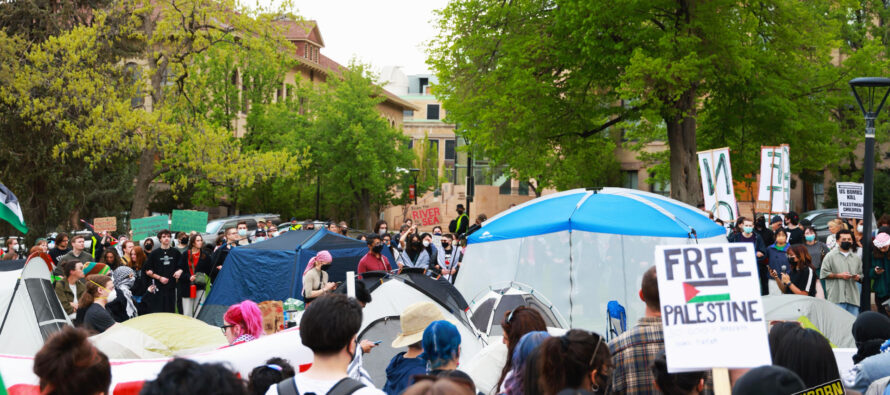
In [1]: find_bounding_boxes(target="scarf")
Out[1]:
[303,250,332,275]
[112,266,138,319]
[188,250,200,276]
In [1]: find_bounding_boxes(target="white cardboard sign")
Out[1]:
[756,145,791,213]
[697,147,739,222]
[836,182,864,219]
[655,243,771,372]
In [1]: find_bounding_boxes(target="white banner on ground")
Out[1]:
[697,147,738,222]
[655,243,771,372]
[836,182,865,219]
[756,145,791,213]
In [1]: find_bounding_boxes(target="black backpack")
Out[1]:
[448,218,458,233]
[275,377,365,395]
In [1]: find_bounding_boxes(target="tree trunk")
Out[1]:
[356,189,372,231]
[665,87,703,207]
[130,148,156,219]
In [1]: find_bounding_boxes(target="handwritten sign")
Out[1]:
[131,215,169,241]
[756,145,791,213]
[656,243,771,372]
[836,182,864,219]
[698,148,738,222]
[171,210,208,233]
[93,217,117,232]
[408,205,443,227]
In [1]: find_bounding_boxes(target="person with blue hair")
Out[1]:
[418,320,477,388]
[503,331,550,395]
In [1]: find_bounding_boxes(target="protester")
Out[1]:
[181,233,211,290]
[33,237,47,254]
[143,230,184,314]
[142,358,248,395]
[769,244,817,297]
[32,327,111,395]
[402,378,474,395]
[266,294,383,395]
[826,219,845,250]
[142,237,155,253]
[358,235,392,277]
[374,220,389,237]
[302,250,336,304]
[871,232,890,315]
[210,227,239,281]
[803,226,830,294]
[766,228,791,279]
[75,274,117,333]
[54,260,85,318]
[120,240,135,266]
[496,307,547,393]
[399,233,430,270]
[843,315,890,392]
[784,211,804,245]
[399,224,418,251]
[650,351,705,395]
[609,266,663,395]
[49,232,70,264]
[223,300,265,346]
[433,233,461,282]
[503,331,551,395]
[346,281,377,386]
[339,221,349,236]
[108,266,138,322]
[1,238,20,260]
[384,301,446,395]
[419,320,475,386]
[728,217,768,295]
[60,235,92,265]
[449,204,469,237]
[421,233,439,268]
[432,226,443,236]
[249,358,296,395]
[754,216,775,247]
[821,229,863,315]
[100,249,123,271]
[731,365,805,395]
[536,329,611,395]
[237,221,252,245]
[770,325,840,388]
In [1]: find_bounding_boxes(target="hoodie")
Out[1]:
[383,352,426,395]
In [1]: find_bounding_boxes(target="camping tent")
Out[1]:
[0,253,70,356]
[355,272,487,387]
[454,188,728,332]
[468,283,567,338]
[762,294,856,348]
[197,229,370,326]
[92,313,227,359]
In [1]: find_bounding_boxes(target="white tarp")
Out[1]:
[698,147,739,222]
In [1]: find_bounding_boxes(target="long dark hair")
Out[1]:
[772,326,840,388]
[787,245,814,271]
[497,307,547,391]
[537,330,611,395]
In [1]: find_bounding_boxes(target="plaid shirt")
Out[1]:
[608,316,664,395]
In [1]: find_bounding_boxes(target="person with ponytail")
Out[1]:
[536,329,612,395]
[222,300,265,346]
[33,326,111,395]
[302,250,336,304]
[75,274,117,334]
[496,307,547,393]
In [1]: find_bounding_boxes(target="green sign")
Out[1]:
[171,210,208,233]
[131,215,169,240]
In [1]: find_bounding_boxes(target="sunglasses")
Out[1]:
[220,324,235,334]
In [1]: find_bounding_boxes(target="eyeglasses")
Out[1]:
[220,324,235,334]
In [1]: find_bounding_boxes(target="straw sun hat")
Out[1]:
[391,301,446,348]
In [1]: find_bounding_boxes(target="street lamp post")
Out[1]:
[849,77,890,314]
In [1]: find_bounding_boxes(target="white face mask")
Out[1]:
[422,240,430,247]
[858,225,864,233]
[106,288,117,303]
[379,229,387,235]
[238,229,248,237]
[271,232,279,237]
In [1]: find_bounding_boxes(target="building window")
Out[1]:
[427,104,440,120]
[403,110,413,120]
[418,77,429,94]
[518,181,531,196]
[408,139,414,150]
[651,179,670,196]
[813,180,825,210]
[124,62,143,108]
[445,140,456,161]
[622,170,638,190]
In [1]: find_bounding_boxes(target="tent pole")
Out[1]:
[0,278,21,334]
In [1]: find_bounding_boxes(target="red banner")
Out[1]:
[409,205,443,226]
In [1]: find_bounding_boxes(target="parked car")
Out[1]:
[203,214,282,247]
[801,209,876,243]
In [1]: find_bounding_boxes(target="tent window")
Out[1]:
[357,317,403,386]
[25,278,68,340]
[470,298,496,332]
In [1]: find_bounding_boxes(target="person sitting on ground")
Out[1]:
[223,300,265,346]
[384,301,447,395]
[418,320,476,387]
[503,331,550,395]
[731,365,805,395]
[651,351,706,395]
[536,329,611,395]
[266,294,384,395]
[75,274,117,334]
[141,358,248,395]
[496,307,547,393]
[769,324,840,388]
[249,358,295,395]
[301,250,336,304]
[33,327,111,395]
[54,260,85,318]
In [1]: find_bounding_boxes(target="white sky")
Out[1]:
[260,0,450,76]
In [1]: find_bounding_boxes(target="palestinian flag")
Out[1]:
[683,279,731,304]
[0,182,26,234]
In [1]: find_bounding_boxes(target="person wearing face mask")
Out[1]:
[770,244,817,297]
[1,238,20,260]
[358,235,392,277]
[870,233,890,316]
[374,220,389,237]
[420,233,439,270]
[766,229,792,288]
[398,234,430,270]
[433,234,461,282]
[142,238,155,253]
[821,229,864,315]
[75,274,118,333]
[803,226,830,294]
[302,250,337,304]
[728,217,768,295]
[236,221,252,246]
[432,226,443,236]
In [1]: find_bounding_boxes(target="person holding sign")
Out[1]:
[820,229,863,315]
[143,230,184,314]
[769,245,817,297]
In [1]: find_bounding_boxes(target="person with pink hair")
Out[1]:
[222,300,264,346]
[302,250,336,304]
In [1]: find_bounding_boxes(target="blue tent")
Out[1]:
[197,229,377,325]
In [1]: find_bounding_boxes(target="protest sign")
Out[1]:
[131,215,169,241]
[697,147,738,222]
[171,210,208,233]
[93,217,117,232]
[756,145,791,213]
[408,205,444,227]
[793,379,844,395]
[655,243,771,372]
[836,182,864,219]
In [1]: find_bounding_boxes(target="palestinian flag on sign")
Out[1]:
[0,182,26,234]
[683,279,731,304]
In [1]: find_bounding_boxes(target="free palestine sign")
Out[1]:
[655,243,771,372]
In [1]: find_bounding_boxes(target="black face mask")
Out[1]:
[788,256,797,263]
[841,241,853,251]
[321,264,331,272]
[372,244,383,254]
[441,241,450,248]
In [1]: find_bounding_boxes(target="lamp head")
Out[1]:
[849,77,890,119]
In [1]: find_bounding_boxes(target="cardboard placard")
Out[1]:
[131,215,169,241]
[756,145,791,213]
[408,205,443,227]
[171,210,209,233]
[698,147,738,222]
[93,217,117,232]
[656,243,771,372]
[836,182,864,219]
